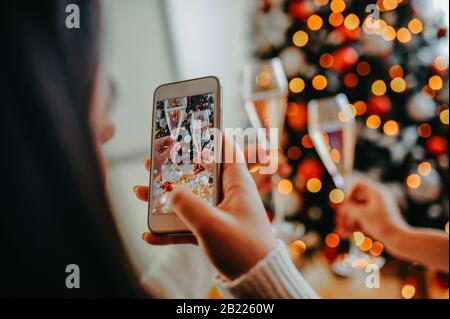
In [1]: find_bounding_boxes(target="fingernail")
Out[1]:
[141,232,147,241]
[133,186,139,194]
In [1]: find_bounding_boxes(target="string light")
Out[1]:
[366,115,381,129]
[325,233,340,248]
[354,101,367,115]
[418,162,432,176]
[287,146,302,160]
[293,30,309,47]
[344,14,360,31]
[383,120,399,136]
[301,135,314,149]
[344,73,359,88]
[439,109,449,125]
[372,80,387,96]
[307,178,322,193]
[308,15,324,31]
[370,241,384,256]
[320,53,334,68]
[353,231,365,246]
[329,12,344,26]
[397,27,412,43]
[418,123,432,138]
[389,65,404,78]
[330,0,346,13]
[356,61,371,76]
[383,26,397,41]
[408,18,423,34]
[406,174,421,189]
[401,284,416,299]
[278,179,293,195]
[390,77,407,93]
[329,189,345,204]
[289,77,306,93]
[312,75,328,90]
[429,75,443,90]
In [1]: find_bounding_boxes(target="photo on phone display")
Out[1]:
[151,92,216,214]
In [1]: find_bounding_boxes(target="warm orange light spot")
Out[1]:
[440,109,449,125]
[313,0,329,5]
[312,75,328,90]
[390,77,407,93]
[344,73,359,88]
[330,0,346,13]
[301,134,314,149]
[256,70,272,87]
[278,179,293,195]
[429,75,443,90]
[330,148,341,163]
[408,18,423,34]
[383,120,399,136]
[383,26,397,41]
[366,115,381,129]
[397,27,412,43]
[418,123,432,138]
[354,101,367,115]
[325,233,340,248]
[287,146,302,160]
[286,102,299,117]
[373,19,387,36]
[434,56,448,71]
[422,85,436,98]
[389,65,404,78]
[329,12,344,26]
[306,178,322,193]
[406,174,421,189]
[290,240,307,257]
[344,13,360,31]
[293,30,309,47]
[308,15,324,31]
[401,284,416,299]
[372,80,387,96]
[353,232,365,246]
[418,162,432,176]
[382,0,398,10]
[359,237,373,251]
[356,61,371,76]
[329,189,345,204]
[370,241,384,256]
[445,222,449,234]
[320,53,334,68]
[289,77,306,93]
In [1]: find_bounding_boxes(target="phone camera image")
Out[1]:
[151,92,216,214]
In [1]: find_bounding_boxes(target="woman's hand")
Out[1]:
[134,138,277,280]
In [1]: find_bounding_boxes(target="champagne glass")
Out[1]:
[243,58,304,241]
[308,94,384,276]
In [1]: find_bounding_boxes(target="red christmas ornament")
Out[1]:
[289,0,313,21]
[332,46,359,72]
[426,136,448,155]
[367,95,392,116]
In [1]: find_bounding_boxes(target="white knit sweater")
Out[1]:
[214,240,319,299]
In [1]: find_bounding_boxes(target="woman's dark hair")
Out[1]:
[1,0,146,297]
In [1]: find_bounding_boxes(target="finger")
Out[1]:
[142,232,198,245]
[144,157,151,171]
[133,185,149,202]
[168,184,220,234]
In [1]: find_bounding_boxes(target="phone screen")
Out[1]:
[151,92,216,214]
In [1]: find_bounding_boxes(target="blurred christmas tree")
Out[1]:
[251,0,449,254]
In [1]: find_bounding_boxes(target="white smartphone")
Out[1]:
[147,76,222,234]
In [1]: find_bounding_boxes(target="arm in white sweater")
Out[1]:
[213,240,319,299]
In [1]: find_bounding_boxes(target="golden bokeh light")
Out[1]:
[408,18,423,34]
[330,148,341,163]
[440,109,449,125]
[406,174,421,189]
[344,14,360,31]
[353,231,365,246]
[308,15,324,31]
[390,77,407,93]
[293,30,309,47]
[366,115,381,129]
[360,236,373,251]
[344,73,359,88]
[418,123,432,138]
[289,77,306,93]
[329,12,344,26]
[429,75,443,90]
[383,26,397,41]
[329,189,345,204]
[325,233,340,248]
[320,53,335,69]
[330,0,346,13]
[382,0,398,10]
[371,80,387,96]
[278,179,294,195]
[389,65,404,78]
[301,134,314,149]
[397,27,412,43]
[418,162,432,176]
[401,284,416,299]
[287,146,302,160]
[314,0,329,5]
[290,240,307,257]
[370,241,384,257]
[354,101,367,115]
[307,178,322,193]
[312,75,328,90]
[445,222,449,234]
[356,61,371,76]
[383,120,399,136]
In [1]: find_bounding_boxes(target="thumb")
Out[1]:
[168,184,219,234]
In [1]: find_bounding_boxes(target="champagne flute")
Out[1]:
[243,58,304,240]
[308,94,384,276]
